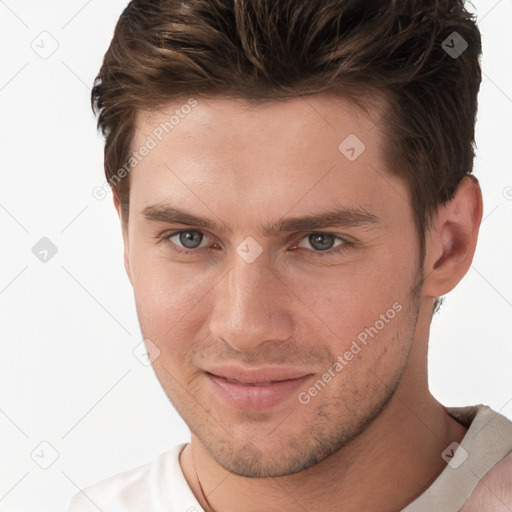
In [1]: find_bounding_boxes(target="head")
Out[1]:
[92,0,483,477]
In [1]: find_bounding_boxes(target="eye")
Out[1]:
[165,230,209,252]
[295,233,351,255]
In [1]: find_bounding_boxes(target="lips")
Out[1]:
[218,377,284,386]
[204,366,313,410]
[205,365,310,384]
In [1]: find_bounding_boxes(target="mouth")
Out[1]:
[213,376,291,386]
[207,373,305,385]
[204,369,313,410]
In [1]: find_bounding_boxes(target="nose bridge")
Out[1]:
[209,250,291,351]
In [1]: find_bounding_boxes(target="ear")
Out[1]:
[113,194,133,286]
[422,175,483,298]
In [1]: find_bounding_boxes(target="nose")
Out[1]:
[208,248,292,352]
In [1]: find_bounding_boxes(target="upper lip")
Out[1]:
[205,365,311,384]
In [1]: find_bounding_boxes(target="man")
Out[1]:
[67,0,512,510]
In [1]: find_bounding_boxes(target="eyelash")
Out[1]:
[157,230,354,258]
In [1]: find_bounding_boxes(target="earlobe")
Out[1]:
[112,194,133,285]
[113,193,122,217]
[422,176,483,298]
[123,244,133,286]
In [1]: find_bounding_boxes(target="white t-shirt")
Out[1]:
[66,404,512,512]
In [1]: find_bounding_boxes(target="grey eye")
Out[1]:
[300,233,341,252]
[172,231,205,249]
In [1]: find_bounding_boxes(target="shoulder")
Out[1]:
[65,444,186,512]
[461,451,512,512]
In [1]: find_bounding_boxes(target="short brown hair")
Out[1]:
[92,0,482,275]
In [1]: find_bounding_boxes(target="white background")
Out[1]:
[0,1,511,511]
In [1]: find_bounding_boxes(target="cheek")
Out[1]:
[130,251,215,351]
[287,252,414,327]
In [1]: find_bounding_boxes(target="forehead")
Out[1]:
[127,93,406,229]
[135,93,384,154]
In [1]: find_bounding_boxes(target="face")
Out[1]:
[122,94,424,478]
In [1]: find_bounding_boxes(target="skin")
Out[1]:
[114,93,482,511]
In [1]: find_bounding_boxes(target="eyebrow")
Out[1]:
[141,204,380,236]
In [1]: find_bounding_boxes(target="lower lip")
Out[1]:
[206,373,312,410]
